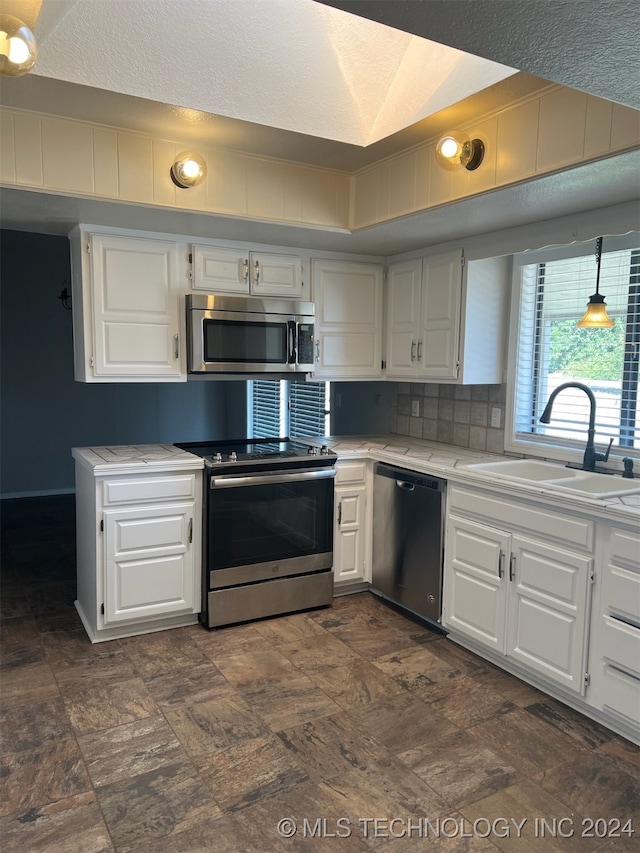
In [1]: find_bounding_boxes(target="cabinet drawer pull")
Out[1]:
[188,518,193,544]
[411,341,416,362]
[174,334,179,359]
[315,340,320,362]
[509,553,516,581]
[498,549,505,578]
[337,501,342,525]
[417,340,423,361]
[243,259,249,282]
[254,259,260,284]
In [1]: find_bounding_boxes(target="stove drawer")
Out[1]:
[206,569,333,628]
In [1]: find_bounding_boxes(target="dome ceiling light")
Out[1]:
[170,151,207,188]
[435,131,485,171]
[0,14,38,76]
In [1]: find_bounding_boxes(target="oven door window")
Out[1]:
[203,319,287,364]
[209,476,334,570]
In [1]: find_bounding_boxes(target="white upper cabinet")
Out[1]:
[312,259,383,379]
[70,229,184,382]
[191,244,305,298]
[385,252,509,384]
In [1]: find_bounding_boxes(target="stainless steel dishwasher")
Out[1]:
[372,462,445,624]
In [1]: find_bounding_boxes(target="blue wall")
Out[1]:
[0,230,246,497]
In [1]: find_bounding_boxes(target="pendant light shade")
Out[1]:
[577,237,615,329]
[0,14,38,76]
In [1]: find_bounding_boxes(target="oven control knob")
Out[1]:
[213,452,223,463]
[308,446,318,455]
[229,451,237,462]
[321,445,330,455]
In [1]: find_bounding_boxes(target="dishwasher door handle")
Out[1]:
[396,480,416,491]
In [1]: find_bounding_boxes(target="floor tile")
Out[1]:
[125,813,263,853]
[346,691,458,754]
[77,715,186,787]
[96,760,219,853]
[370,644,461,691]
[523,698,615,750]
[536,751,639,819]
[192,622,271,661]
[142,661,232,711]
[278,631,361,673]
[469,706,589,777]
[62,677,159,735]
[193,733,308,812]
[0,737,92,817]
[0,660,60,709]
[253,611,328,644]
[309,658,404,710]
[595,735,640,781]
[330,622,418,660]
[276,714,383,783]
[241,671,343,731]
[414,672,515,728]
[0,791,113,853]
[399,728,521,810]
[120,630,211,678]
[459,780,603,852]
[0,695,73,751]
[165,692,271,756]
[213,646,296,688]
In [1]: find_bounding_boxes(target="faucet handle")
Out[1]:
[597,437,614,463]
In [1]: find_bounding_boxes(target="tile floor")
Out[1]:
[1,496,638,852]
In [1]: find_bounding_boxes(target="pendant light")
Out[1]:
[576,236,615,328]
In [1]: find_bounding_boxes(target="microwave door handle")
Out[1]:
[287,320,297,364]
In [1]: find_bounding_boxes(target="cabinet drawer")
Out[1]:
[448,486,594,551]
[602,616,640,678]
[597,662,640,726]
[336,462,367,484]
[103,475,197,505]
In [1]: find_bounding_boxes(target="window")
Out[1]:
[248,380,330,438]
[508,235,640,461]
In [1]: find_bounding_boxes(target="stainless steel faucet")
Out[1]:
[539,381,613,472]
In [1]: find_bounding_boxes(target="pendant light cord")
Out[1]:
[594,236,603,294]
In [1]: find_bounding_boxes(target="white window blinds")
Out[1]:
[514,242,640,453]
[249,380,330,438]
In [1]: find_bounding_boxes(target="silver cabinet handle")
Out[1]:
[411,341,416,362]
[315,340,320,362]
[417,340,423,361]
[174,334,179,359]
[509,553,516,581]
[188,518,193,543]
[337,501,342,525]
[498,549,505,579]
[243,259,249,283]
[254,259,260,284]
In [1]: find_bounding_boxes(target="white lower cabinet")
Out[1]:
[588,524,640,739]
[74,461,202,642]
[443,487,594,695]
[333,461,371,587]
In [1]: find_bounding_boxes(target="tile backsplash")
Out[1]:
[390,383,507,453]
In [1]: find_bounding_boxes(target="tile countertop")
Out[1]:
[310,434,640,521]
[72,445,205,475]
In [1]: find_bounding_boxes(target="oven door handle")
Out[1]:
[210,468,336,489]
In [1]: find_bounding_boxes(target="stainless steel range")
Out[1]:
[174,438,337,628]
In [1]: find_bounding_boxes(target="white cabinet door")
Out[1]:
[191,245,249,293]
[250,252,304,298]
[104,502,196,624]
[334,484,367,583]
[443,515,510,653]
[507,535,592,693]
[418,250,463,379]
[90,233,182,378]
[312,259,383,378]
[386,258,422,377]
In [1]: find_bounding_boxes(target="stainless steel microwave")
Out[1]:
[186,294,315,374]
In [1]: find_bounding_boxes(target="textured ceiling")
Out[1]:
[24,0,516,146]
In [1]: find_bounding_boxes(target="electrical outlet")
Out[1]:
[490,407,502,428]
[411,399,420,417]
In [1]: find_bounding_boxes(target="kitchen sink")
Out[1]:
[465,458,640,498]
[465,459,576,480]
